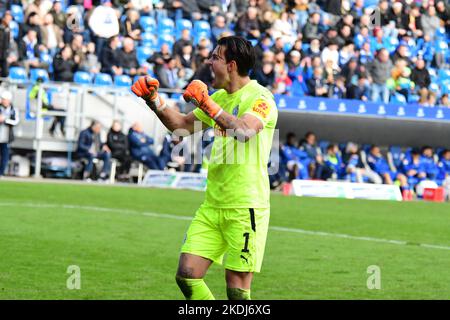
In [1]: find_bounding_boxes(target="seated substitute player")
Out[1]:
[131,36,278,300]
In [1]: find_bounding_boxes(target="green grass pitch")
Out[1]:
[1,180,449,300]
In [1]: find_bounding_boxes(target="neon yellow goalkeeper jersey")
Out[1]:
[193,80,278,208]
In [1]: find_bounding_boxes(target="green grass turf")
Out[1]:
[0,180,450,299]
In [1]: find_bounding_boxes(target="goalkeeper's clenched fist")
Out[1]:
[183,80,223,120]
[131,76,166,112]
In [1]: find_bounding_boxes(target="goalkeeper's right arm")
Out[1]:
[131,76,203,135]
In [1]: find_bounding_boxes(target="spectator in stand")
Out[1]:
[79,42,101,74]
[211,14,232,46]
[18,29,44,72]
[147,42,171,76]
[421,146,439,180]
[437,149,450,185]
[439,94,450,107]
[0,91,19,176]
[128,121,162,170]
[53,45,79,82]
[251,61,275,90]
[392,43,412,66]
[358,41,373,65]
[0,11,12,77]
[270,37,285,55]
[156,56,179,91]
[235,6,260,40]
[40,13,63,57]
[421,5,441,41]
[435,1,450,32]
[164,0,202,20]
[366,145,408,188]
[100,35,122,76]
[76,120,112,181]
[122,8,141,41]
[272,10,297,44]
[388,1,408,38]
[49,0,66,30]
[24,0,52,22]
[107,120,131,179]
[400,148,427,188]
[173,28,193,58]
[368,48,392,104]
[411,58,430,90]
[302,11,324,43]
[307,67,329,97]
[427,91,437,107]
[20,11,43,44]
[407,4,424,39]
[88,0,120,55]
[321,39,339,71]
[159,133,193,172]
[300,131,323,179]
[175,43,194,71]
[321,144,345,180]
[343,142,381,183]
[280,132,310,180]
[118,36,147,77]
[62,6,85,44]
[70,34,86,66]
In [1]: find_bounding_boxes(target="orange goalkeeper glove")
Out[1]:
[131,76,166,112]
[183,80,223,119]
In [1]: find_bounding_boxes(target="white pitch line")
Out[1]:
[1,202,450,251]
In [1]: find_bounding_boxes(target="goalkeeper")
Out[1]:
[131,36,278,300]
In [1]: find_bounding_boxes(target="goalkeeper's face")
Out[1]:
[206,45,231,90]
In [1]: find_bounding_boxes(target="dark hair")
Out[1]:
[286,132,296,140]
[217,36,256,76]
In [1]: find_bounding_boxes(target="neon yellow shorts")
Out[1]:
[181,203,270,273]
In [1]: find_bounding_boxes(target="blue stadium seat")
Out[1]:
[193,20,211,38]
[8,66,28,83]
[29,68,49,83]
[388,146,403,170]
[114,75,132,87]
[438,69,450,81]
[175,19,192,39]
[140,32,157,48]
[158,34,174,49]
[10,4,24,23]
[40,52,54,74]
[318,140,330,154]
[94,73,113,86]
[157,17,175,35]
[139,16,156,32]
[9,20,19,39]
[193,32,210,46]
[74,71,92,84]
[137,46,154,65]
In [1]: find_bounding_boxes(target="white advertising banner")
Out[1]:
[141,170,207,191]
[291,180,403,201]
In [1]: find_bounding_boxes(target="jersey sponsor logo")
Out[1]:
[232,105,239,116]
[251,99,270,119]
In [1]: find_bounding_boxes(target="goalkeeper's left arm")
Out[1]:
[182,80,263,142]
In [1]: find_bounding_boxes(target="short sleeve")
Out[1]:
[243,98,276,127]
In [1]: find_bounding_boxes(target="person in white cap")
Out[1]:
[0,90,19,176]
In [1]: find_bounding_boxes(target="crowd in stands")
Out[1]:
[273,131,450,195]
[0,0,449,107]
[74,118,204,181]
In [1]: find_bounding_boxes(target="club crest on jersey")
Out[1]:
[232,105,239,116]
[252,99,270,119]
